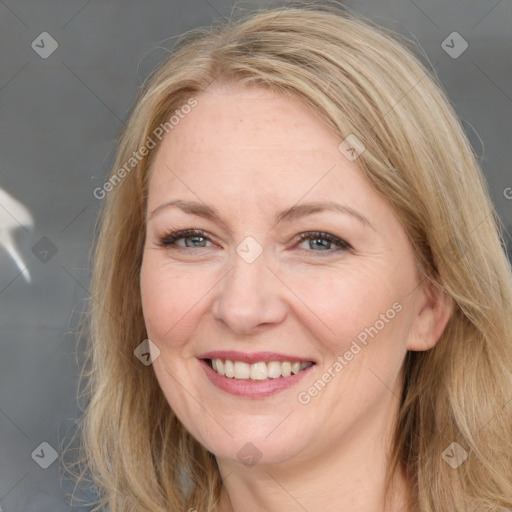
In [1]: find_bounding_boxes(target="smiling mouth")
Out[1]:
[204,358,315,380]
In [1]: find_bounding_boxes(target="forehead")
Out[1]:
[176,84,335,148]
[148,85,369,202]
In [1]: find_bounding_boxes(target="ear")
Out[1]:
[406,278,454,352]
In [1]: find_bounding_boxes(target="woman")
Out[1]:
[68,3,512,511]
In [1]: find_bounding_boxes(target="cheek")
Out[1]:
[288,264,405,357]
[292,268,410,428]
[139,254,213,349]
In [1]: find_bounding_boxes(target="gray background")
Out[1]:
[0,1,510,510]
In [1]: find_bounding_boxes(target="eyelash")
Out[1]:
[157,229,351,256]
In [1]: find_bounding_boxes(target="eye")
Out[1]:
[157,229,351,256]
[295,231,351,254]
[158,229,214,249]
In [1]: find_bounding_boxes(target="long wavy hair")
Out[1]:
[63,3,512,511]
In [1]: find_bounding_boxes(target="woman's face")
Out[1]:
[140,84,429,467]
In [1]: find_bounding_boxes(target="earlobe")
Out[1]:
[406,280,454,352]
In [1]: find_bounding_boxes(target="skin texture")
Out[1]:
[140,83,452,512]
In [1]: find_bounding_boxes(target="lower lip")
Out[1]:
[199,359,315,398]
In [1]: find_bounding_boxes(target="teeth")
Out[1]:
[211,359,312,380]
[267,361,282,379]
[224,359,235,378]
[250,362,268,380]
[234,361,250,379]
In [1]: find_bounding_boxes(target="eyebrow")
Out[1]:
[148,199,374,231]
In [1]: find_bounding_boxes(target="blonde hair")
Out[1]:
[63,3,512,511]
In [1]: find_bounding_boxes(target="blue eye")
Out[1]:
[159,229,212,248]
[296,232,351,254]
[158,229,351,255]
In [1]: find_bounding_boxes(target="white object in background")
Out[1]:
[0,187,34,283]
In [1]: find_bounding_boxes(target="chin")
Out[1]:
[196,419,314,467]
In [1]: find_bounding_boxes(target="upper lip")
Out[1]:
[198,350,315,364]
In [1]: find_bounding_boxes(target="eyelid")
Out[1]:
[157,228,352,256]
[295,231,351,249]
[157,228,215,248]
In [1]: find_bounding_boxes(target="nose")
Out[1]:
[211,246,287,335]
